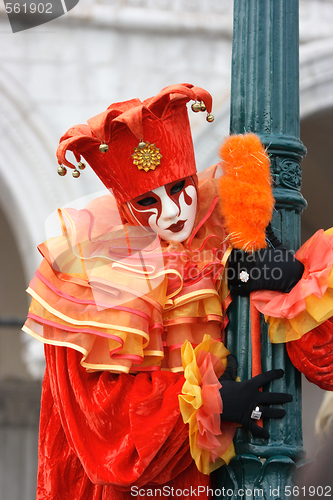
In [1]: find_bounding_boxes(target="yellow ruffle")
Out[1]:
[266,288,333,344]
[178,335,235,474]
[266,234,333,344]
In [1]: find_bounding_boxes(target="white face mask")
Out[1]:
[127,177,198,243]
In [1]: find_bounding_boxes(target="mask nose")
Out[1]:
[160,196,179,222]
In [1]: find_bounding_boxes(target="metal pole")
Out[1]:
[214,1,308,498]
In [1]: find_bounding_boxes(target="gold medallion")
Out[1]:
[132,141,162,172]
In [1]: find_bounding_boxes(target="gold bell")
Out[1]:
[99,143,109,153]
[138,141,146,149]
[57,165,67,176]
[72,169,80,178]
[206,113,215,123]
[200,101,206,112]
[78,161,86,170]
[191,101,201,113]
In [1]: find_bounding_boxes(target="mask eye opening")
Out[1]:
[137,196,158,207]
[170,180,185,195]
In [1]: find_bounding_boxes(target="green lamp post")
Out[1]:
[214,1,308,498]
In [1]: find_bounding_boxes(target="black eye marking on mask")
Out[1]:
[170,180,185,195]
[137,196,158,207]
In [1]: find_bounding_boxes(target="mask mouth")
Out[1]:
[166,220,187,233]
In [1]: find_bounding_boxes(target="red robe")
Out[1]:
[37,345,211,499]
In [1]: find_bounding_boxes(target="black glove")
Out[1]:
[227,224,304,296]
[220,355,293,439]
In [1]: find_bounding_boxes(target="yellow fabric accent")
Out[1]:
[170,366,186,373]
[163,294,222,323]
[220,245,233,268]
[142,350,164,357]
[172,289,219,308]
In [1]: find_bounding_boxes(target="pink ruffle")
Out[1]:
[252,229,333,319]
[195,351,237,463]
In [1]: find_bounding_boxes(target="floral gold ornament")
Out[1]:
[99,143,109,153]
[132,141,162,172]
[57,165,67,176]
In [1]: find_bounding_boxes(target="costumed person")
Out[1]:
[23,83,318,500]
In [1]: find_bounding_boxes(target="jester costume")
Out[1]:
[23,84,333,499]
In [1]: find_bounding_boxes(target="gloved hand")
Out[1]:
[227,224,304,296]
[220,355,292,439]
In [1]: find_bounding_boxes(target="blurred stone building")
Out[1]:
[0,0,332,498]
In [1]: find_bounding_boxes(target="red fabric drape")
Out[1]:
[287,317,333,391]
[37,344,211,499]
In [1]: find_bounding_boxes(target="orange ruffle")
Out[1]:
[178,335,237,475]
[23,167,230,373]
[252,228,333,343]
[23,256,167,372]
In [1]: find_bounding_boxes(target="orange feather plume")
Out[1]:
[218,133,274,252]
